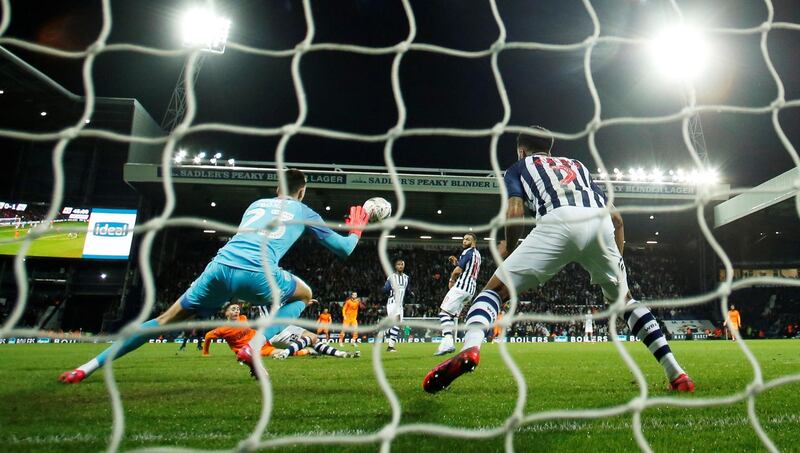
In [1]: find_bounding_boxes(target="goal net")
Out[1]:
[1,0,799,452]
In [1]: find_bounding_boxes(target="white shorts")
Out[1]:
[495,207,629,303]
[386,298,403,322]
[440,286,473,316]
[268,325,306,347]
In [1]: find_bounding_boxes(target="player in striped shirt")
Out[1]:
[424,126,694,393]
[435,233,481,356]
[384,258,411,352]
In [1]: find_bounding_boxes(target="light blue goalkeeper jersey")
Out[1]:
[213,197,358,272]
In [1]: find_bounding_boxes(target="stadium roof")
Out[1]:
[3,1,800,188]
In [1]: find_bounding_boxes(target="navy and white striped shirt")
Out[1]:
[383,273,410,304]
[504,155,607,220]
[454,247,481,295]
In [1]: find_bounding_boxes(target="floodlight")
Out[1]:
[227,158,235,166]
[649,25,710,81]
[174,155,183,164]
[40,111,47,117]
[210,201,216,207]
[436,209,442,215]
[210,158,217,165]
[193,156,202,164]
[650,168,663,182]
[214,152,222,159]
[178,149,188,157]
[197,152,206,159]
[181,8,231,54]
[100,273,107,280]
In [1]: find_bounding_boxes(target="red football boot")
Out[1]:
[59,369,86,384]
[423,346,480,394]
[669,373,695,393]
[236,345,268,379]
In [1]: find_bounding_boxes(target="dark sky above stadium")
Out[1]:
[5,0,800,188]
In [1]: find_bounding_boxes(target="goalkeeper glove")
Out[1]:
[346,205,369,238]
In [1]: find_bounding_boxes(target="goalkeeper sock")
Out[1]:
[462,290,501,350]
[286,336,311,356]
[92,319,161,371]
[314,341,345,357]
[625,300,685,380]
[387,326,400,348]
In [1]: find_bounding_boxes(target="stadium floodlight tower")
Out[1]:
[160,7,231,132]
[649,25,711,166]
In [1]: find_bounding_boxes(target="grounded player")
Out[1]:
[384,258,410,353]
[724,304,742,341]
[204,304,359,362]
[435,234,482,356]
[316,308,332,339]
[424,127,694,393]
[60,169,369,383]
[340,292,362,346]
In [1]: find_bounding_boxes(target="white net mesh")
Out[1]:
[1,0,800,452]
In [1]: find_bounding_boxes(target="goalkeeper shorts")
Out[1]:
[180,261,298,317]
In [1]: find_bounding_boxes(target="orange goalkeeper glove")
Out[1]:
[346,205,369,238]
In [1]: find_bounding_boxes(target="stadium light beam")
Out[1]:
[649,25,710,81]
[181,8,231,54]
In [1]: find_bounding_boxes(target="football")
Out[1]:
[363,197,392,222]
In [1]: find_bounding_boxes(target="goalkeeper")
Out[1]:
[60,169,369,383]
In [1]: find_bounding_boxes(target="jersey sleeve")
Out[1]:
[202,329,222,355]
[503,163,524,199]
[458,249,473,269]
[383,277,392,294]
[301,205,359,258]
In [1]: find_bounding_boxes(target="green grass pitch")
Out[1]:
[1,341,798,452]
[0,221,87,258]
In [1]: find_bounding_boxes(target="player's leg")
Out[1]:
[60,297,195,383]
[60,262,230,383]
[424,223,570,393]
[274,327,357,359]
[244,272,311,354]
[351,319,359,346]
[578,216,693,392]
[435,288,468,355]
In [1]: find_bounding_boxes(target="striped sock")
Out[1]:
[314,341,345,357]
[625,300,685,380]
[463,290,501,350]
[387,326,400,348]
[286,336,311,356]
[439,311,455,338]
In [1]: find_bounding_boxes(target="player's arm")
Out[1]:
[610,204,625,256]
[501,165,526,257]
[383,277,392,294]
[504,197,526,256]
[449,251,469,288]
[303,205,368,258]
[202,329,221,356]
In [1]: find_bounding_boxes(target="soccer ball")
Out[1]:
[363,197,392,222]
